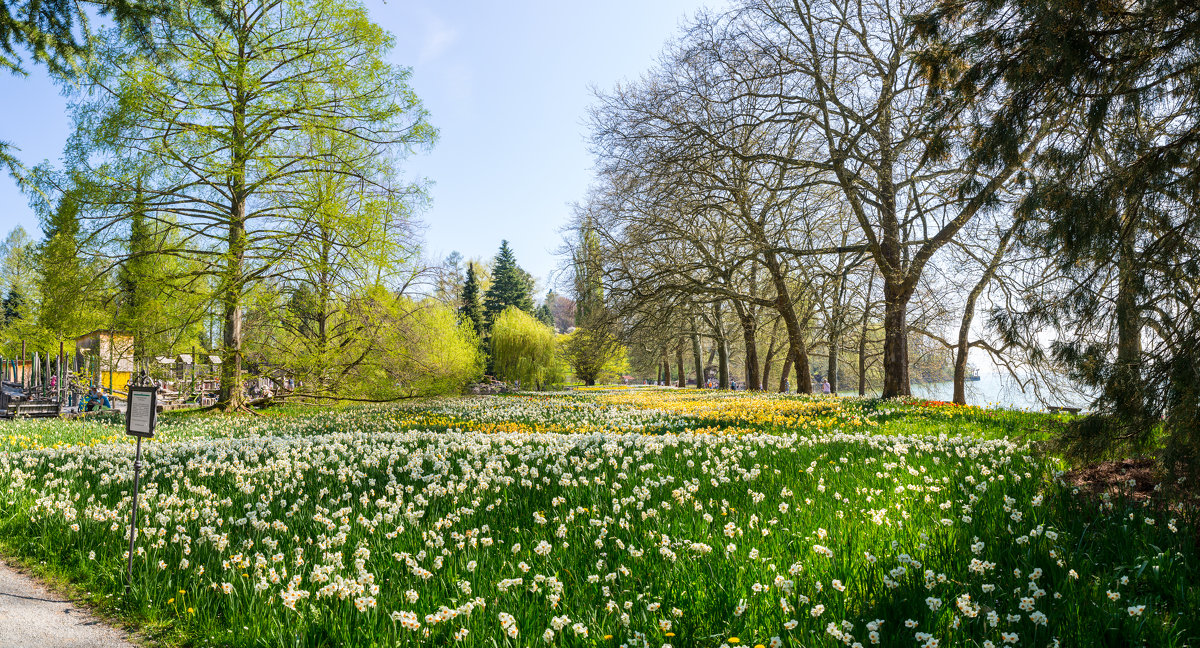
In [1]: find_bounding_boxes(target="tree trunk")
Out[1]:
[881,280,911,398]
[219,52,248,411]
[762,250,813,393]
[858,269,875,396]
[779,355,792,393]
[717,338,729,389]
[735,307,760,390]
[676,346,686,388]
[219,212,246,410]
[827,329,839,395]
[691,329,704,389]
[953,228,1015,404]
[663,353,672,387]
[1113,211,1142,413]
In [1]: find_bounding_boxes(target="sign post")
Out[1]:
[124,382,157,597]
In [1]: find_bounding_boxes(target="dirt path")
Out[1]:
[0,557,135,648]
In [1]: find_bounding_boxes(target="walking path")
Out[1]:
[0,557,134,648]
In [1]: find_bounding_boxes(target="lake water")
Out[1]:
[905,373,1091,412]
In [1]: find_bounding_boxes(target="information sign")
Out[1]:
[126,385,157,438]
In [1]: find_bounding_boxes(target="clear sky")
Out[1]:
[0,0,727,293]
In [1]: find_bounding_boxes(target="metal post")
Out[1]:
[125,435,143,597]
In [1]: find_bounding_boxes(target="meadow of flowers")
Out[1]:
[0,391,1196,647]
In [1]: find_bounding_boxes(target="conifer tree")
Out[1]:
[535,302,554,328]
[482,240,533,325]
[37,188,96,340]
[458,262,485,339]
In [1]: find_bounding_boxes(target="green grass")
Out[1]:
[0,393,1195,647]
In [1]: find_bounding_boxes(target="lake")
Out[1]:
[905,372,1091,412]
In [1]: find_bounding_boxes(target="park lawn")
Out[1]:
[0,391,1195,648]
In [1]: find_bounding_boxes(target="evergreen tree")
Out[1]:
[2,288,22,323]
[458,262,485,339]
[917,0,1200,484]
[482,240,533,325]
[116,189,168,363]
[37,188,97,340]
[535,302,554,328]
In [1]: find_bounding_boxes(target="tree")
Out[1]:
[36,186,100,340]
[561,216,623,386]
[63,0,435,409]
[491,306,560,390]
[917,0,1200,482]
[0,0,224,184]
[458,262,485,339]
[2,288,22,323]
[482,240,533,326]
[535,302,554,328]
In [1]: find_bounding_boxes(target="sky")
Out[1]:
[0,0,729,293]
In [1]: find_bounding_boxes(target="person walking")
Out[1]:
[822,378,831,395]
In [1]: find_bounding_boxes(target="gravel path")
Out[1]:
[0,557,135,648]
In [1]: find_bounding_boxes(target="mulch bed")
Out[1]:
[1062,458,1199,515]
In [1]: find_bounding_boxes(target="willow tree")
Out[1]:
[64,0,435,409]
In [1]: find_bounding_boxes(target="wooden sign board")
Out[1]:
[126,385,158,438]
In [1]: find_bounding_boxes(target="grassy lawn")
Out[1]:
[0,390,1195,647]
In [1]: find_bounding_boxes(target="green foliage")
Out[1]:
[458,262,485,339]
[36,189,100,340]
[535,302,553,328]
[0,0,197,184]
[560,327,625,386]
[491,306,560,389]
[918,0,1200,484]
[347,293,483,399]
[61,0,436,407]
[263,287,481,401]
[482,240,533,326]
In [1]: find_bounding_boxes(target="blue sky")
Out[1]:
[0,0,727,293]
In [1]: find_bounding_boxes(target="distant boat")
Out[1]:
[967,365,982,381]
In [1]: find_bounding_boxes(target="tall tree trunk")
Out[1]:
[779,355,792,393]
[827,329,839,395]
[1113,208,1143,413]
[663,353,672,387]
[717,338,729,389]
[762,250,813,393]
[858,269,875,396]
[953,228,1016,404]
[691,329,704,389]
[219,213,246,410]
[733,304,761,390]
[881,280,911,398]
[676,346,686,388]
[220,46,249,411]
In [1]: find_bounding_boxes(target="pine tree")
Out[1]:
[458,262,485,339]
[482,241,533,325]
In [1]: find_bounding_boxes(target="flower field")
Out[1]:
[0,390,1196,647]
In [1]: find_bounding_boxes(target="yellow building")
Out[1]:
[75,330,135,397]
